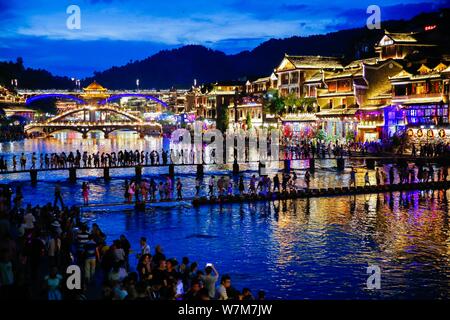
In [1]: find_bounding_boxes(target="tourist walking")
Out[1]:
[238,176,245,194]
[82,182,90,205]
[349,167,356,187]
[208,176,215,197]
[176,178,183,200]
[375,168,381,186]
[53,182,64,208]
[364,171,371,186]
[83,235,97,284]
[389,166,395,184]
[195,177,201,197]
[304,170,311,189]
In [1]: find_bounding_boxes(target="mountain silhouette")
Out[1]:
[1,8,450,90]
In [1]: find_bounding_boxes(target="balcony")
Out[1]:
[392,92,444,103]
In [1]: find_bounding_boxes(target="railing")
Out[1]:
[392,93,444,101]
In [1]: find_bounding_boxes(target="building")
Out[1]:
[2,106,36,121]
[246,73,278,95]
[275,54,343,98]
[185,85,208,118]
[80,81,109,103]
[375,31,437,60]
[389,61,450,141]
[228,96,264,130]
[314,58,403,142]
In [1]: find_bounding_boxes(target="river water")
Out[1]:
[1,132,449,299]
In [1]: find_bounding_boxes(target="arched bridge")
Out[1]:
[99,93,169,108]
[24,105,161,138]
[25,94,87,106]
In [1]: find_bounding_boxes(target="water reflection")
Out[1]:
[1,136,450,299]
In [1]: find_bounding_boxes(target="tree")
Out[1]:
[315,129,326,141]
[246,112,252,129]
[283,93,301,112]
[263,90,285,115]
[346,130,355,142]
[300,97,317,112]
[216,104,229,132]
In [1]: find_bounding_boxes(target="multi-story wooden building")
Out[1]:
[389,61,450,141]
[275,54,343,98]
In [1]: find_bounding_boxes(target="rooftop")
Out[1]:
[284,54,343,70]
[83,81,107,92]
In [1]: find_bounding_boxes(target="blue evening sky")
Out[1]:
[0,0,448,78]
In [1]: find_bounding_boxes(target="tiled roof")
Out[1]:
[304,72,323,84]
[345,57,379,68]
[253,76,271,84]
[385,32,419,43]
[84,81,107,91]
[324,68,363,80]
[285,55,343,69]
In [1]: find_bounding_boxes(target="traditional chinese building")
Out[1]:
[80,81,109,103]
[375,31,437,61]
[275,54,343,98]
[389,61,450,141]
[314,58,403,142]
[245,73,278,95]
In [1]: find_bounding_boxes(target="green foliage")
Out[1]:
[301,97,316,112]
[315,129,326,141]
[263,90,285,115]
[216,104,229,132]
[283,93,301,108]
[345,130,355,142]
[246,112,252,129]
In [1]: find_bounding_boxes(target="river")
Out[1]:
[1,132,449,299]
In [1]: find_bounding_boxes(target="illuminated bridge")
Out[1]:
[24,105,162,138]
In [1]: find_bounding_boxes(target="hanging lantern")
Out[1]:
[439,129,446,138]
[427,129,434,138]
[416,129,423,137]
[407,128,414,137]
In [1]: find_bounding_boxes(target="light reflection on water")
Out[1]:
[1,136,450,299]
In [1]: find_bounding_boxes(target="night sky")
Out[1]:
[0,0,449,78]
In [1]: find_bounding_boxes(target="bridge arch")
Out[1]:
[26,94,87,106]
[48,105,143,123]
[98,94,168,108]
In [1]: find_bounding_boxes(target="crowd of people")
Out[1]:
[1,139,450,173]
[0,126,26,143]
[119,162,449,205]
[0,149,172,172]
[0,192,263,300]
[410,142,450,158]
